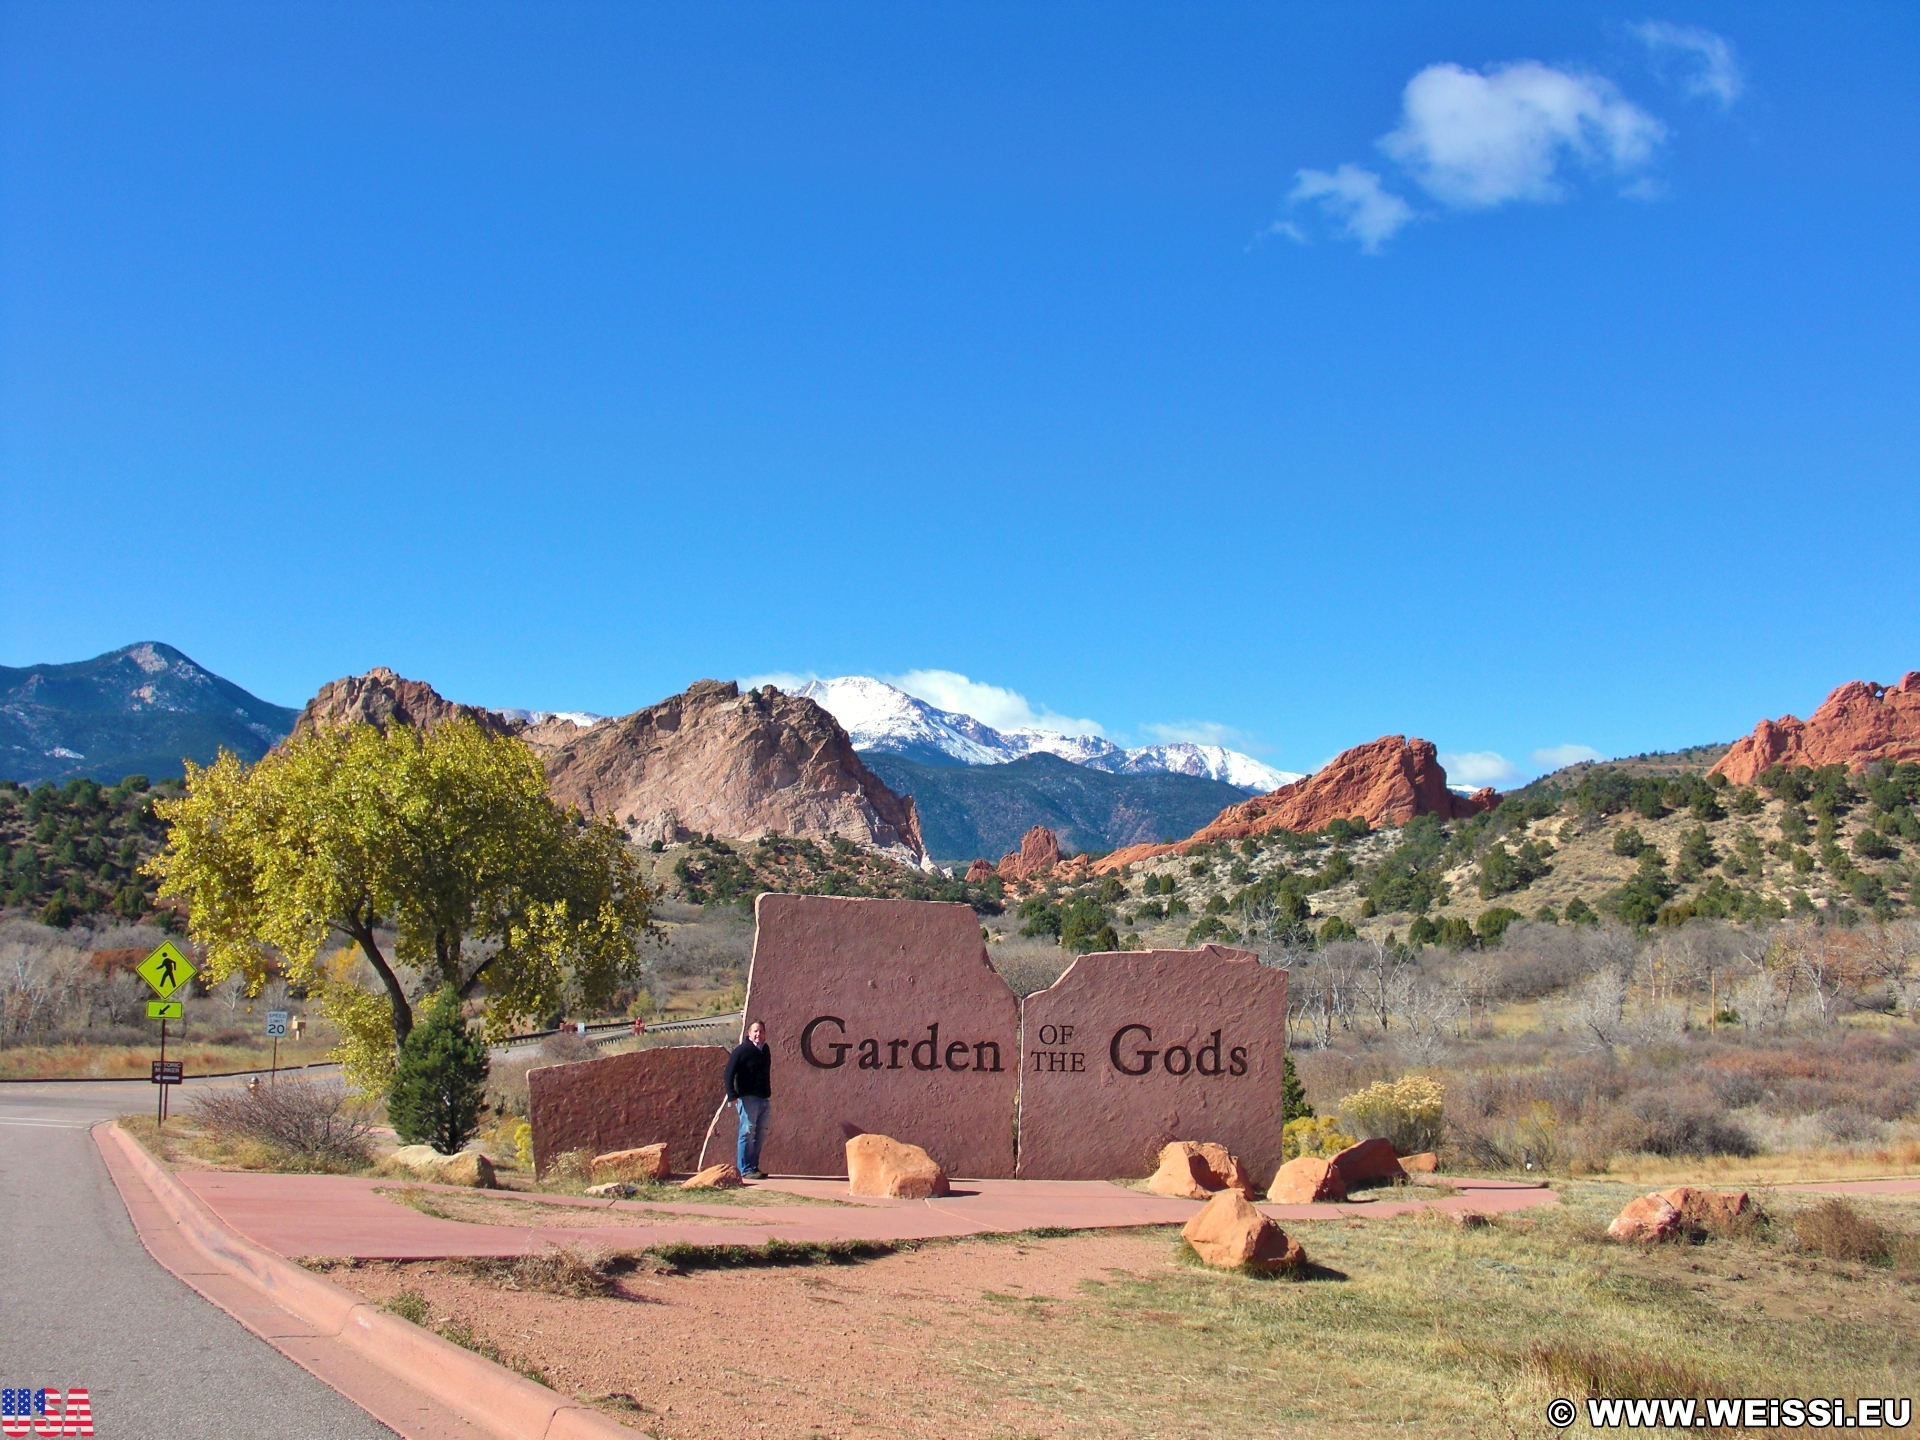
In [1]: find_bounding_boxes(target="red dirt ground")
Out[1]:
[323,1229,1182,1439]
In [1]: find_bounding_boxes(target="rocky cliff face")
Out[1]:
[995,825,1062,881]
[288,670,928,867]
[1711,673,1920,785]
[542,680,929,867]
[1187,735,1497,842]
[289,667,514,741]
[1092,734,1497,872]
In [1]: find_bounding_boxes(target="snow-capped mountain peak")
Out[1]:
[784,676,1301,793]
[490,708,603,728]
[788,677,1008,766]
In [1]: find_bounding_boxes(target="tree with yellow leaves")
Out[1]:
[146,718,658,1055]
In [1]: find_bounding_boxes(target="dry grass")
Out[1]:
[119,1111,375,1175]
[380,1286,551,1385]
[449,1243,621,1297]
[1516,1340,1729,1401]
[1790,1197,1920,1268]
[1602,1141,1920,1188]
[191,1078,374,1170]
[322,1182,1920,1438]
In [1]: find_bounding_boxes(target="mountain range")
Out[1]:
[787,675,1298,792]
[0,643,299,785]
[858,750,1252,862]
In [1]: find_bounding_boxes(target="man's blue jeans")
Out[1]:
[735,1096,769,1175]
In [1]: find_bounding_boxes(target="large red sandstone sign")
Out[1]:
[731,894,1019,1179]
[527,1044,728,1179]
[1015,946,1290,1184]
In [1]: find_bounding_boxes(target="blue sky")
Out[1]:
[4,3,1916,785]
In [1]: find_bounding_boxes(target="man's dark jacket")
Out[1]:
[725,1039,771,1100]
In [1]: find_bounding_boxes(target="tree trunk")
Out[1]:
[343,913,413,1045]
[456,952,495,1002]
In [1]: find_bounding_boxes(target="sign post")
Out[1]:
[265,1010,289,1085]
[138,942,197,1127]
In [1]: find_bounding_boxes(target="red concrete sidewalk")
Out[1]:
[179,1169,1557,1260]
[1775,1177,1920,1197]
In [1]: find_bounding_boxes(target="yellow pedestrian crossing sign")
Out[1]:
[137,941,197,1000]
[147,1000,184,1019]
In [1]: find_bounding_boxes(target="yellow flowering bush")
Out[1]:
[1282,1115,1357,1161]
[1338,1074,1445,1155]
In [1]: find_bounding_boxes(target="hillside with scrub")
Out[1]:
[993,759,1918,960]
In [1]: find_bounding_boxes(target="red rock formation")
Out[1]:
[1710,673,1920,785]
[1091,737,1496,872]
[289,666,513,740]
[964,858,998,884]
[543,681,927,865]
[290,671,925,863]
[997,825,1062,881]
[1189,736,1497,843]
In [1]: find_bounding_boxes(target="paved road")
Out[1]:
[0,1079,396,1439]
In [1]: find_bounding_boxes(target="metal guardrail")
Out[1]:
[496,1011,744,1049]
[0,1060,343,1085]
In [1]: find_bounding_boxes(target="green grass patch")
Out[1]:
[384,1288,550,1385]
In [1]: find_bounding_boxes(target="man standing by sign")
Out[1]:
[724,1020,771,1179]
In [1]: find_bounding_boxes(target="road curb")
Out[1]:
[94,1121,634,1440]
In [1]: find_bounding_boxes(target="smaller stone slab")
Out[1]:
[382,1145,497,1189]
[1267,1155,1346,1203]
[528,1044,727,1180]
[1143,1141,1255,1200]
[1330,1138,1405,1189]
[1608,1193,1682,1242]
[1016,946,1289,1184]
[682,1163,742,1190]
[1661,1186,1752,1232]
[846,1134,950,1199]
[592,1144,669,1183]
[1182,1191,1306,1272]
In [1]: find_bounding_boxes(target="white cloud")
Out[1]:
[1530,743,1606,769]
[1143,720,1249,748]
[888,669,1106,737]
[1288,165,1416,252]
[1633,21,1743,108]
[1439,750,1523,787]
[1380,61,1665,208]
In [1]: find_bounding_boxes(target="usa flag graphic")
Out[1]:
[0,1388,92,1436]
